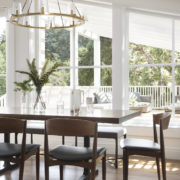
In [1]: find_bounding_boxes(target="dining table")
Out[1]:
[0,107,141,179]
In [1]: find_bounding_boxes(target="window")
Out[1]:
[128,11,180,126]
[100,37,112,86]
[78,35,94,86]
[45,29,70,86]
[0,17,6,97]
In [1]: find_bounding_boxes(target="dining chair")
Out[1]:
[44,118,106,180]
[0,117,40,180]
[75,126,127,168]
[15,121,69,146]
[120,112,171,180]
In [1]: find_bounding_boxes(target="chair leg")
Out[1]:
[161,152,167,180]
[123,149,128,180]
[102,152,106,180]
[156,156,161,180]
[115,137,118,168]
[19,158,25,180]
[60,165,63,180]
[75,136,78,146]
[45,159,49,180]
[90,168,96,180]
[31,133,33,144]
[90,160,96,180]
[62,136,65,145]
[36,148,40,180]
[15,133,18,144]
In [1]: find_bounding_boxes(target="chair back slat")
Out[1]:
[0,117,26,133]
[46,118,97,137]
[153,112,171,130]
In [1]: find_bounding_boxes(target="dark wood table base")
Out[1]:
[79,169,98,180]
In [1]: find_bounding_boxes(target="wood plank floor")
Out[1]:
[0,156,180,180]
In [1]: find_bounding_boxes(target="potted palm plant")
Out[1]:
[16,58,61,111]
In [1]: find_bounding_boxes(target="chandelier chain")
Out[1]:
[57,0,64,27]
[28,0,33,12]
[22,0,28,12]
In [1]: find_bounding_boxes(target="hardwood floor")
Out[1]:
[0,156,179,180]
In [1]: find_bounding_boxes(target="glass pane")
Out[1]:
[0,76,6,96]
[100,37,112,65]
[129,66,172,86]
[48,69,70,86]
[101,68,112,86]
[175,20,180,63]
[78,69,94,86]
[129,13,172,65]
[129,42,172,65]
[78,35,94,66]
[175,66,180,120]
[0,18,6,74]
[129,66,172,126]
[45,29,70,65]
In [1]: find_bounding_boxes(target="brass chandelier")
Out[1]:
[10,0,85,29]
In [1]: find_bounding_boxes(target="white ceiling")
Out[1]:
[1,0,180,50]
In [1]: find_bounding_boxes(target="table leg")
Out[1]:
[79,136,98,180]
[78,136,90,180]
[3,133,10,167]
[83,136,90,178]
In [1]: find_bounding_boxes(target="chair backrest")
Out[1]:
[0,117,26,134]
[45,118,98,163]
[153,112,171,151]
[153,112,171,130]
[45,118,97,137]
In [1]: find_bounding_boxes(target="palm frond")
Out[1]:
[40,59,49,78]
[40,62,61,84]
[16,58,61,93]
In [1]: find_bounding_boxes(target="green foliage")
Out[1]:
[45,29,70,64]
[48,69,70,86]
[101,68,112,86]
[0,77,5,96]
[100,37,112,65]
[0,33,6,74]
[78,35,94,86]
[78,35,94,66]
[14,79,33,96]
[78,69,94,86]
[45,29,70,86]
[16,58,61,93]
[0,32,6,96]
[129,42,173,86]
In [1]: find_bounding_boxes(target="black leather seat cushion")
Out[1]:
[0,143,40,157]
[49,145,106,162]
[120,138,160,151]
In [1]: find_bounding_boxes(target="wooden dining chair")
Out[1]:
[0,117,40,180]
[75,126,127,168]
[44,118,106,180]
[120,112,171,180]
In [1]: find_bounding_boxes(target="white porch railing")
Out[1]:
[129,86,172,109]
[0,86,179,109]
[0,94,6,108]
